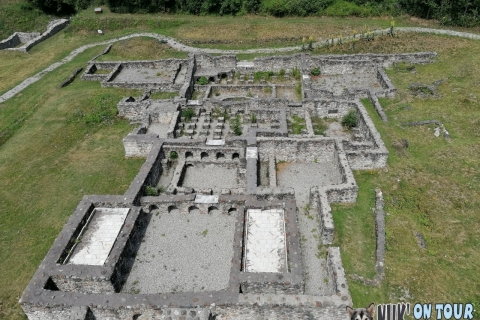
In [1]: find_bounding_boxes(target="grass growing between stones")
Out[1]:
[149,91,178,99]
[0,48,145,320]
[332,40,480,312]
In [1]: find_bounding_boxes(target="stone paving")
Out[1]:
[68,207,129,266]
[244,209,287,273]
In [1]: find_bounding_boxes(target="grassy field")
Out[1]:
[1,6,480,319]
[331,39,480,316]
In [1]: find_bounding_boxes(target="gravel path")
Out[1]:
[276,161,341,296]
[122,209,237,294]
[1,27,480,104]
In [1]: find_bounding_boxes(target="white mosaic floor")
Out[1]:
[68,208,130,266]
[244,209,287,273]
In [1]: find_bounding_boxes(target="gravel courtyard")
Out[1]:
[122,208,237,294]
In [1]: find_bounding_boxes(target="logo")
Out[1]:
[374,303,474,320]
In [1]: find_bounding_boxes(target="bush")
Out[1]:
[342,109,358,128]
[181,108,195,122]
[311,67,321,76]
[169,151,178,159]
[145,185,163,196]
[323,0,380,17]
[231,115,242,135]
[197,76,208,85]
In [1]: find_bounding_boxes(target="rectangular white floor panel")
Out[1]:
[244,209,287,273]
[68,208,130,266]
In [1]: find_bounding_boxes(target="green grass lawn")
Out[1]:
[1,6,480,319]
[332,41,480,314]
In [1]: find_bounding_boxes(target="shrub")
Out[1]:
[145,185,160,196]
[250,113,257,123]
[169,151,178,160]
[181,108,195,122]
[311,67,321,76]
[342,109,358,128]
[231,115,242,135]
[197,76,208,85]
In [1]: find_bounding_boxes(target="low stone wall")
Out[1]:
[196,53,237,69]
[1,19,68,52]
[240,54,303,73]
[343,101,389,169]
[125,142,165,203]
[123,133,158,157]
[367,90,389,122]
[162,143,245,163]
[310,99,357,118]
[21,20,69,52]
[305,52,437,69]
[310,188,334,245]
[179,53,196,99]
[257,137,337,163]
[59,67,83,88]
[0,33,21,49]
[327,247,351,301]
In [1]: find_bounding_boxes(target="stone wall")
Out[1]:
[310,188,334,245]
[179,54,196,99]
[256,138,337,163]
[123,134,158,157]
[125,142,165,203]
[240,54,303,73]
[310,99,357,118]
[304,52,437,68]
[195,53,237,69]
[0,19,68,52]
[367,90,388,122]
[343,101,389,169]
[117,97,148,123]
[327,247,351,301]
[0,33,21,49]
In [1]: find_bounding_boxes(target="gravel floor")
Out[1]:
[314,73,381,95]
[297,205,336,296]
[181,164,242,190]
[276,162,339,295]
[147,123,170,137]
[113,67,173,83]
[277,162,342,208]
[122,209,237,294]
[324,121,353,139]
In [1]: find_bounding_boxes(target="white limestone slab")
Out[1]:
[195,194,219,204]
[237,61,255,68]
[244,209,287,273]
[206,139,225,146]
[68,208,130,266]
[246,147,258,159]
[187,100,201,106]
[302,75,310,80]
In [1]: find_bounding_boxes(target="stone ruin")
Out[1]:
[20,50,437,319]
[0,19,69,53]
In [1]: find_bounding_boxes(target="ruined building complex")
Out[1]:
[20,50,436,319]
